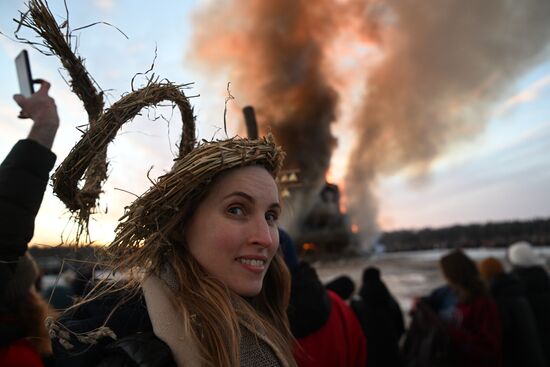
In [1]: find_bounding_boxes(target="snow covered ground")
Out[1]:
[315,247,550,314]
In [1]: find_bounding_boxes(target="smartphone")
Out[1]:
[15,50,34,97]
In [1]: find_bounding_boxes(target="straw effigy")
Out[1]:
[14,0,197,242]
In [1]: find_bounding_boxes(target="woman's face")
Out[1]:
[185,166,281,297]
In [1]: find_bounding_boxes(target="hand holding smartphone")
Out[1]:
[15,50,35,97]
[12,52,59,148]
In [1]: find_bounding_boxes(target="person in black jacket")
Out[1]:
[507,242,550,367]
[0,80,59,366]
[351,266,405,367]
[478,257,545,367]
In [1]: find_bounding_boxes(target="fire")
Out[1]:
[351,224,359,233]
[302,242,317,251]
[325,168,334,183]
[339,182,348,214]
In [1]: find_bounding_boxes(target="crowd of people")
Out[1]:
[2,81,550,367]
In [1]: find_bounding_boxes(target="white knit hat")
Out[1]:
[507,241,543,267]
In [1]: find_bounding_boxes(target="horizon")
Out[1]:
[27,215,550,248]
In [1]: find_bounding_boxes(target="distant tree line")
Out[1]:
[29,245,100,274]
[380,217,550,252]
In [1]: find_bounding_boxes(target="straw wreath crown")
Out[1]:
[107,134,285,270]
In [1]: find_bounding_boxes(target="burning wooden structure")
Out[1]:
[295,182,358,256]
[243,107,358,257]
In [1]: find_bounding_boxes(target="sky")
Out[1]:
[0,0,549,245]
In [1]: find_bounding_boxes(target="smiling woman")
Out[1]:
[185,166,281,297]
[50,135,298,367]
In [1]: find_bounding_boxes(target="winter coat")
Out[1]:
[489,272,545,367]
[294,291,366,367]
[402,301,451,367]
[51,289,166,367]
[447,295,502,367]
[422,284,457,320]
[512,266,550,367]
[288,261,332,339]
[288,262,366,367]
[0,140,56,367]
[52,284,289,366]
[351,279,404,367]
[0,338,45,367]
[0,140,56,283]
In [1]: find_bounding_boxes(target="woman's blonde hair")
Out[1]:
[165,242,294,366]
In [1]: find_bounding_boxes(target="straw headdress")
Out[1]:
[107,135,285,274]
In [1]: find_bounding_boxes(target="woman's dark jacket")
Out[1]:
[52,289,175,367]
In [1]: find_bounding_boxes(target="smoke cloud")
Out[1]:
[190,0,550,243]
[346,0,550,244]
[190,1,344,233]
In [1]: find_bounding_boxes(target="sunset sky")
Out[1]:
[1,0,549,245]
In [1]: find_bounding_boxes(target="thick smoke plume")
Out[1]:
[346,0,550,244]
[191,0,550,244]
[191,1,343,234]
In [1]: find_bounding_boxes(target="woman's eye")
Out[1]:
[228,206,245,216]
[265,211,279,224]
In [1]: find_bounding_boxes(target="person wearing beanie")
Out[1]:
[479,257,546,367]
[478,257,505,283]
[508,241,544,267]
[1,80,59,367]
[350,266,404,367]
[325,275,355,301]
[507,242,550,366]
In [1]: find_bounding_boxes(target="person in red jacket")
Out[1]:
[294,289,367,367]
[287,259,366,367]
[440,250,502,367]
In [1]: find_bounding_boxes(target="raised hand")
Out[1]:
[13,79,59,149]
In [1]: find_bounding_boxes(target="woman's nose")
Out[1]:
[249,216,276,248]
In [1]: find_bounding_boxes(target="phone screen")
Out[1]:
[15,50,34,97]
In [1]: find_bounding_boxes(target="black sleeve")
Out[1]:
[52,289,154,367]
[96,332,177,367]
[0,139,56,260]
[288,261,332,338]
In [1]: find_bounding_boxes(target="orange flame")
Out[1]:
[325,167,334,183]
[302,242,317,251]
[339,181,348,214]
